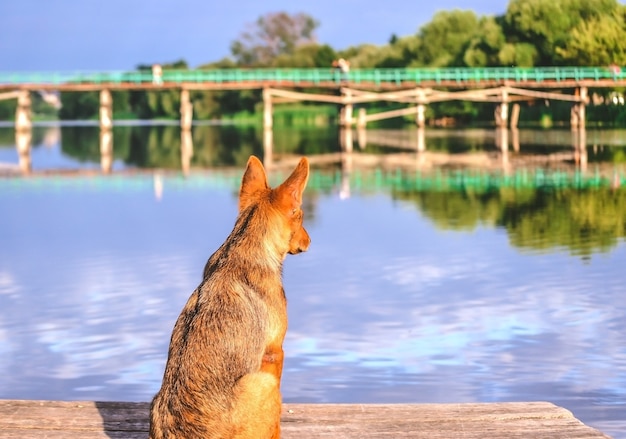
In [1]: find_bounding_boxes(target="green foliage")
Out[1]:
[341,44,389,68]
[417,10,481,67]
[273,43,337,67]
[556,9,626,65]
[376,35,422,68]
[464,16,506,67]
[272,104,336,126]
[504,0,621,65]
[0,99,16,121]
[59,91,99,120]
[497,42,538,67]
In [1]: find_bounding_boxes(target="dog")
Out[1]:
[149,155,310,439]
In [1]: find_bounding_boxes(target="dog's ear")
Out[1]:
[275,157,309,212]
[239,156,270,212]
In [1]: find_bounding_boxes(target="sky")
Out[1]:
[0,0,507,71]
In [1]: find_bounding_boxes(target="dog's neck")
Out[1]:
[202,204,288,281]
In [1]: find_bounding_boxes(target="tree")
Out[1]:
[463,16,506,67]
[497,42,539,67]
[272,43,336,67]
[556,9,626,65]
[230,12,319,66]
[504,0,620,65]
[376,35,421,68]
[340,44,389,68]
[416,10,480,67]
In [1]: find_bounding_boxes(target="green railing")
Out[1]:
[0,67,623,87]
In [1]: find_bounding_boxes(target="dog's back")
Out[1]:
[150,156,310,439]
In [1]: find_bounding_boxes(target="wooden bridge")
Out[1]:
[1,67,625,132]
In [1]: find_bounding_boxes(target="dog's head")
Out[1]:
[239,156,310,256]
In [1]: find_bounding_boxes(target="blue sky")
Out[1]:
[1,0,507,71]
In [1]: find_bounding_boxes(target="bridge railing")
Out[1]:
[0,67,622,86]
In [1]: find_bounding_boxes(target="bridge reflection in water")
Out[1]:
[5,125,618,184]
[4,125,624,205]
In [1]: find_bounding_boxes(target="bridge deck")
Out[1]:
[0,399,611,438]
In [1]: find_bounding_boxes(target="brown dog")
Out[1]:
[149,156,310,439]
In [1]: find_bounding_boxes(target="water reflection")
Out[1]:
[15,129,31,174]
[99,130,113,174]
[180,129,193,176]
[1,125,626,438]
[0,180,624,437]
[3,124,626,176]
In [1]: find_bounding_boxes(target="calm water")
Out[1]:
[1,124,626,438]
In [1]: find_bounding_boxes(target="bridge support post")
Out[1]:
[180,89,193,131]
[570,105,579,128]
[15,90,32,132]
[416,104,426,128]
[572,87,587,171]
[415,89,426,128]
[357,108,366,129]
[340,89,353,127]
[495,88,509,128]
[263,128,273,169]
[263,88,273,130]
[510,103,520,129]
[570,87,587,130]
[100,89,113,131]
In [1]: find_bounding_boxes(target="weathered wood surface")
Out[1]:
[0,400,611,438]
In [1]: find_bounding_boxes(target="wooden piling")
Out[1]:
[416,104,426,128]
[341,88,353,127]
[415,88,427,128]
[510,103,520,129]
[180,89,193,131]
[357,108,366,129]
[579,86,587,131]
[495,88,509,128]
[15,90,32,132]
[263,87,273,130]
[263,128,274,169]
[99,89,112,131]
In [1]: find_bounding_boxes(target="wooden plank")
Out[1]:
[0,400,610,439]
[268,88,344,104]
[0,91,21,101]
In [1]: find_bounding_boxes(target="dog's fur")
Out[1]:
[149,156,310,439]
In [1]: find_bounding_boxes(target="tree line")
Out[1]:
[3,0,626,124]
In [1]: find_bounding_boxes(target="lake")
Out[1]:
[0,123,625,438]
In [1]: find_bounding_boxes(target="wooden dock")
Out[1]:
[0,399,611,438]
